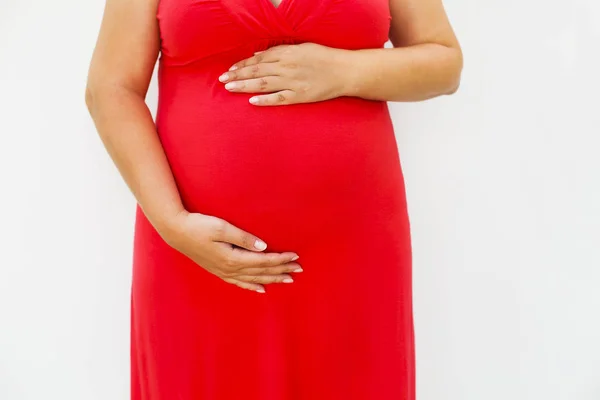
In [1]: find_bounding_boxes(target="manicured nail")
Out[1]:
[218,73,229,82]
[224,82,237,90]
[249,97,259,105]
[291,255,299,261]
[283,278,294,283]
[293,268,303,273]
[254,239,267,250]
[256,288,266,293]
[229,65,238,71]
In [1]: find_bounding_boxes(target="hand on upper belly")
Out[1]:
[163,212,303,293]
[217,42,351,106]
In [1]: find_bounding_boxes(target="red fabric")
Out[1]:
[131,0,415,399]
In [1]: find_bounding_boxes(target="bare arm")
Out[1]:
[342,0,463,101]
[220,0,463,105]
[86,0,302,293]
[85,0,184,236]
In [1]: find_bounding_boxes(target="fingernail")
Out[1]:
[256,288,266,293]
[224,82,237,90]
[249,97,259,105]
[218,73,229,82]
[291,255,299,261]
[229,65,238,71]
[283,278,294,283]
[293,268,303,273]
[254,239,267,250]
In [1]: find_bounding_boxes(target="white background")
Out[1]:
[1,0,599,399]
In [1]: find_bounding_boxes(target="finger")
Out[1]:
[213,221,268,252]
[249,90,297,106]
[224,76,287,94]
[223,277,266,293]
[238,262,303,276]
[221,62,281,84]
[227,247,300,268]
[235,274,295,285]
[228,47,285,71]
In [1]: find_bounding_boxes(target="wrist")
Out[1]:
[149,207,190,244]
[333,49,362,98]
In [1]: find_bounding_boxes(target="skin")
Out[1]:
[223,0,463,104]
[85,0,462,293]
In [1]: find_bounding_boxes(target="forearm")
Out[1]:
[338,43,462,102]
[85,85,186,237]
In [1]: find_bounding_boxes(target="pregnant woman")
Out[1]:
[85,0,462,398]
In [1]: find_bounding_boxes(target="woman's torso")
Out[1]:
[155,0,405,250]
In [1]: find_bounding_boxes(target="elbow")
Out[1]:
[85,79,113,115]
[444,48,463,96]
[85,71,112,114]
[85,77,145,113]
[446,76,461,95]
[85,84,95,113]
[85,72,102,114]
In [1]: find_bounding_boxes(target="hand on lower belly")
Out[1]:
[160,211,303,294]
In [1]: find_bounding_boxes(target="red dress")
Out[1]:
[131,0,415,399]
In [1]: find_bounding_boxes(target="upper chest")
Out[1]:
[157,0,392,66]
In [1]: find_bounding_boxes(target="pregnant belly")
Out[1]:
[156,94,406,250]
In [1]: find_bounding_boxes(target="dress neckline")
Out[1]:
[263,0,289,11]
